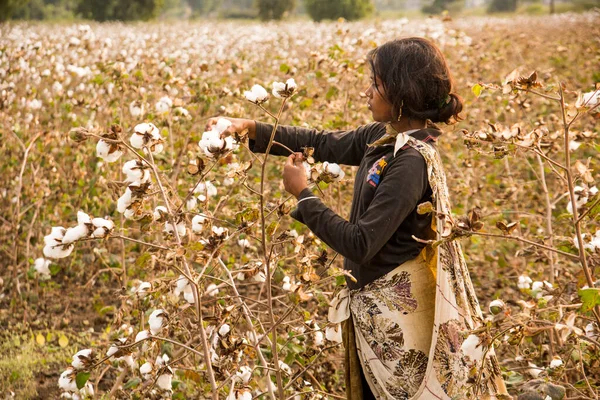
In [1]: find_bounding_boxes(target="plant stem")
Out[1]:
[536,153,556,283]
[558,84,600,326]
[258,98,288,400]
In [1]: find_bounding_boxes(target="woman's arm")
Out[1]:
[206,117,382,167]
[287,151,429,264]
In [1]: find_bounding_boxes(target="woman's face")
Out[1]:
[365,74,394,122]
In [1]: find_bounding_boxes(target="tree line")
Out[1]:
[0,0,595,22]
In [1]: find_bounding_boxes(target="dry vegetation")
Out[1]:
[1,11,599,399]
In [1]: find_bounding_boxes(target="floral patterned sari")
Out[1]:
[330,137,511,399]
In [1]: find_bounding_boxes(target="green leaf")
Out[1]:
[335,275,346,286]
[76,371,90,390]
[578,288,600,313]
[472,83,483,98]
[123,377,141,389]
[279,63,290,73]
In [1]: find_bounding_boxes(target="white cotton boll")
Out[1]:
[205,283,219,297]
[461,334,484,362]
[314,330,324,346]
[238,239,250,248]
[44,227,66,246]
[117,188,133,213]
[282,276,293,291]
[285,78,297,91]
[244,90,258,103]
[91,218,114,238]
[517,275,532,290]
[153,206,167,221]
[34,258,51,279]
[123,160,149,183]
[205,181,217,197]
[214,118,232,134]
[123,209,136,220]
[183,285,195,304]
[325,324,343,343]
[186,196,197,211]
[218,324,230,336]
[271,81,286,98]
[58,368,78,392]
[135,330,150,343]
[527,362,542,378]
[80,382,94,397]
[106,338,127,358]
[244,84,269,104]
[550,356,563,369]
[43,242,74,259]
[238,391,252,400]
[157,369,173,391]
[149,309,166,335]
[130,132,145,149]
[323,162,345,181]
[212,226,225,237]
[192,215,206,233]
[531,281,544,292]
[278,360,292,375]
[140,361,153,377]
[577,90,600,108]
[77,211,91,226]
[60,225,88,245]
[164,221,186,237]
[71,349,93,370]
[135,281,152,298]
[223,177,234,186]
[155,96,172,114]
[253,271,266,283]
[235,366,252,384]
[96,140,123,163]
[174,275,188,296]
[149,142,164,155]
[129,101,144,118]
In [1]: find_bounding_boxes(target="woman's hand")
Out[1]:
[205,117,256,140]
[283,153,308,198]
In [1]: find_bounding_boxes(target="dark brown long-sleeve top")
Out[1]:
[250,121,440,289]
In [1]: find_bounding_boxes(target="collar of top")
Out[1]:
[393,128,420,156]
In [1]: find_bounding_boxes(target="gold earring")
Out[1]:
[396,101,404,121]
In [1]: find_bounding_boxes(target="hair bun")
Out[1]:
[435,92,463,124]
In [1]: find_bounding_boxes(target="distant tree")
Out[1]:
[77,0,165,21]
[0,0,24,20]
[256,0,295,20]
[421,0,463,14]
[187,0,218,16]
[304,0,373,21]
[487,0,517,12]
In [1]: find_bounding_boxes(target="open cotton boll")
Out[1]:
[123,160,150,183]
[214,118,232,134]
[325,324,343,343]
[272,78,297,98]
[244,84,269,104]
[129,100,144,118]
[43,242,74,259]
[149,309,167,335]
[205,283,219,297]
[517,275,532,290]
[155,96,172,114]
[461,334,484,362]
[186,196,197,211]
[234,366,252,384]
[62,224,90,244]
[550,356,563,369]
[156,368,173,391]
[140,361,153,378]
[218,324,231,337]
[183,285,195,304]
[211,226,228,238]
[322,161,345,181]
[106,338,127,358]
[174,275,189,296]
[34,258,51,279]
[489,299,505,315]
[153,206,168,221]
[164,221,186,237]
[117,188,133,213]
[135,281,152,298]
[44,227,66,246]
[58,368,78,392]
[278,360,292,375]
[96,139,123,163]
[71,349,93,370]
[91,217,114,238]
[131,123,160,149]
[77,211,92,226]
[135,330,150,343]
[191,214,206,233]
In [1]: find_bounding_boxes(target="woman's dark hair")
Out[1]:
[367,37,463,124]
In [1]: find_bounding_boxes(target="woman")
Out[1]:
[211,38,509,400]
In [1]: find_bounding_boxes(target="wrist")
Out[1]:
[247,120,257,140]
